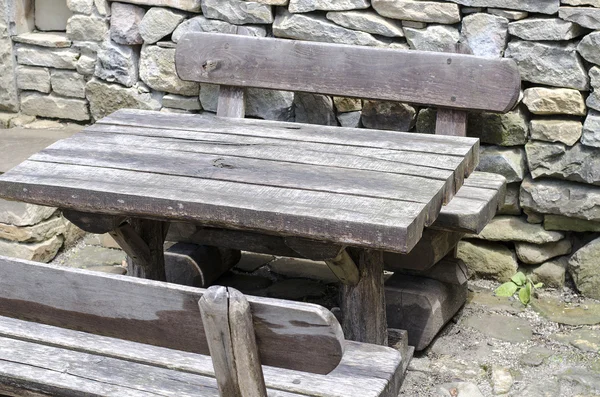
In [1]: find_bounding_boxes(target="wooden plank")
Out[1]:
[340,249,387,345]
[431,172,507,233]
[0,257,345,375]
[175,33,520,112]
[0,161,428,253]
[217,85,246,118]
[0,316,403,397]
[436,109,468,137]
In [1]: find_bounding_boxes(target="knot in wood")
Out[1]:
[202,60,219,73]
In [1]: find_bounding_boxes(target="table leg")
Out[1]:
[110,218,169,281]
[340,249,388,345]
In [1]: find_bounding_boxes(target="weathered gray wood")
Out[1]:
[341,250,387,345]
[165,243,241,287]
[228,288,268,397]
[436,109,468,137]
[0,256,345,374]
[325,250,360,286]
[62,209,126,234]
[111,218,169,280]
[384,229,465,272]
[432,172,507,233]
[0,315,404,397]
[395,256,468,286]
[175,33,520,112]
[199,286,242,397]
[217,85,246,118]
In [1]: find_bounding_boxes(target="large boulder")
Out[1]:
[525,141,600,185]
[371,0,461,24]
[139,46,199,96]
[568,237,600,299]
[505,40,589,91]
[86,78,163,121]
[520,176,600,221]
[457,239,518,282]
[273,9,387,46]
[460,13,509,57]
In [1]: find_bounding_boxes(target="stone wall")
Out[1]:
[0,0,599,298]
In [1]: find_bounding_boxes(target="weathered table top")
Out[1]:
[0,109,479,253]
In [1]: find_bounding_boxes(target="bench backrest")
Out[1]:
[175,33,521,113]
[0,256,344,375]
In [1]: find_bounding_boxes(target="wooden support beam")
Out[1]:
[340,249,387,345]
[62,210,126,234]
[199,286,267,397]
[110,218,169,281]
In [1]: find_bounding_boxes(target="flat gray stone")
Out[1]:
[139,46,199,96]
[470,215,565,244]
[289,0,370,13]
[66,15,108,42]
[476,145,527,183]
[505,40,589,91]
[172,15,235,41]
[561,0,600,5]
[273,9,387,46]
[326,10,404,37]
[139,7,186,44]
[582,110,600,148]
[0,25,18,112]
[247,88,294,121]
[463,313,533,343]
[519,346,554,367]
[569,237,600,300]
[553,330,600,353]
[487,8,529,20]
[531,256,568,288]
[559,7,600,29]
[508,18,585,41]
[578,32,600,66]
[457,239,518,282]
[61,245,127,269]
[361,100,416,131]
[460,13,509,57]
[337,111,362,128]
[16,65,51,93]
[76,54,97,76]
[0,235,63,263]
[162,94,201,111]
[443,0,559,14]
[16,45,79,70]
[498,183,522,215]
[404,25,460,52]
[544,215,600,232]
[20,93,90,121]
[532,296,600,325]
[0,214,61,242]
[106,0,201,12]
[588,91,600,112]
[35,0,73,31]
[516,240,572,265]
[294,93,337,125]
[86,78,163,121]
[520,176,600,221]
[95,39,139,88]
[50,70,86,98]
[371,0,461,24]
[110,2,145,45]
[525,141,600,185]
[530,119,582,146]
[201,0,273,25]
[12,32,71,48]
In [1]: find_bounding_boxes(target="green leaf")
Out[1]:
[495,282,518,297]
[534,282,543,289]
[519,283,531,305]
[511,272,527,286]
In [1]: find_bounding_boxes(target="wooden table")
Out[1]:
[0,109,479,345]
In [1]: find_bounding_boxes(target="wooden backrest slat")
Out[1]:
[0,256,344,375]
[176,33,521,113]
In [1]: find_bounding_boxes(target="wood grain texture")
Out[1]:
[341,250,387,345]
[0,315,404,397]
[175,33,520,112]
[0,256,344,375]
[436,109,468,137]
[62,209,126,234]
[217,85,246,118]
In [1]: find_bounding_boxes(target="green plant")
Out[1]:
[495,272,543,305]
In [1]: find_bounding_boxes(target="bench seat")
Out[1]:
[0,316,404,397]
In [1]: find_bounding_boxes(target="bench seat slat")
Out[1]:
[0,316,402,397]
[175,33,520,113]
[0,257,344,375]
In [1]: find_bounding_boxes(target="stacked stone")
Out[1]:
[0,199,83,262]
[0,0,599,294]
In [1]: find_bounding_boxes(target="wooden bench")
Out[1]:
[0,256,407,397]
[0,33,519,350]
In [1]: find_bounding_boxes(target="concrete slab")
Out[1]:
[0,125,83,173]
